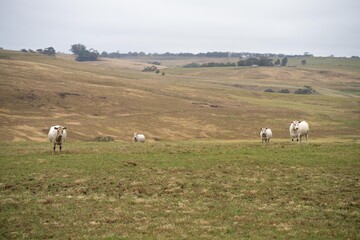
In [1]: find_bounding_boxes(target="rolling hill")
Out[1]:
[0,50,359,141]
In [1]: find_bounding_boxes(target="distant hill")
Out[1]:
[0,50,359,141]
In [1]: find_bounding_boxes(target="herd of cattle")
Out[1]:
[48,120,310,153]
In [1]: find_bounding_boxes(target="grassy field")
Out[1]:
[1,50,360,239]
[0,141,359,239]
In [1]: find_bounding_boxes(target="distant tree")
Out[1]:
[142,66,158,72]
[76,49,99,61]
[259,58,273,66]
[301,59,306,65]
[264,88,274,92]
[101,51,109,57]
[281,57,288,66]
[70,44,99,61]
[43,47,56,56]
[274,59,280,65]
[183,62,200,68]
[245,57,259,66]
[295,85,316,95]
[70,44,87,55]
[279,88,290,94]
[36,49,43,54]
[237,60,246,66]
[20,48,28,52]
[156,69,160,74]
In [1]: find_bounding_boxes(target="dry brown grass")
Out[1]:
[0,50,359,141]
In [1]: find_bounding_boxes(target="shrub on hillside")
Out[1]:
[264,88,274,93]
[279,88,290,93]
[295,85,317,94]
[183,62,200,68]
[142,66,158,72]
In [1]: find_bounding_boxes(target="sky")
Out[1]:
[0,0,359,56]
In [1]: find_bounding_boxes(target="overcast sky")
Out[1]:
[1,0,359,56]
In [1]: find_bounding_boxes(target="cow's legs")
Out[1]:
[53,143,56,153]
[305,133,308,142]
[60,144,62,152]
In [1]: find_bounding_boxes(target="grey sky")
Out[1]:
[1,0,359,56]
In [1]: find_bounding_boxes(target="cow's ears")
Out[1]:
[54,127,58,130]
[299,121,302,123]
[266,128,268,130]
[63,127,67,129]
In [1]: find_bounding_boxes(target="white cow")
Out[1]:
[48,125,67,152]
[289,120,309,143]
[260,128,272,143]
[133,133,145,143]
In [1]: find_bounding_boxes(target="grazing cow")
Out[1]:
[289,120,309,143]
[133,133,145,143]
[48,125,67,152]
[260,128,272,143]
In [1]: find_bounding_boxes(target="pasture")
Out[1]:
[0,141,359,239]
[0,50,360,141]
[1,50,360,239]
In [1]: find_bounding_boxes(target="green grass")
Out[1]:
[1,141,359,239]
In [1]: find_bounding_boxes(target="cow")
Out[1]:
[133,133,145,143]
[260,128,272,143]
[289,120,309,143]
[48,125,67,153]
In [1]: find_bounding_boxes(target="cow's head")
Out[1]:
[133,133,138,142]
[54,126,66,141]
[291,121,301,130]
[260,128,267,137]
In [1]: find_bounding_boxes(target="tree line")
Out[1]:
[15,43,312,65]
[184,57,289,68]
[21,47,56,56]
[99,51,311,59]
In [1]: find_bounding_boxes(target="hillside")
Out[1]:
[0,50,359,141]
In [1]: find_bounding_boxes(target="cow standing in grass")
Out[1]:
[260,128,272,143]
[48,125,67,153]
[289,120,309,143]
[133,133,145,143]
